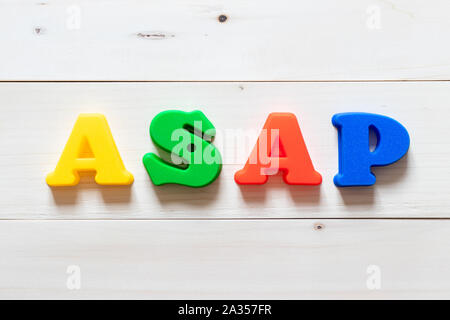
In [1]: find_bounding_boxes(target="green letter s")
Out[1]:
[143,110,222,187]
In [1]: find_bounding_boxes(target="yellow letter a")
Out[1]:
[46,114,134,186]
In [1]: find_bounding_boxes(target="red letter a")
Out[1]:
[234,113,322,185]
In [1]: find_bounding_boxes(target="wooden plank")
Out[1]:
[0,219,449,299]
[0,82,448,219]
[0,0,449,80]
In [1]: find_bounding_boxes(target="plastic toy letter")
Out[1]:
[234,112,322,185]
[333,112,410,187]
[46,114,134,186]
[143,110,222,187]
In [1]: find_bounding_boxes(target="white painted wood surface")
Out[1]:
[0,82,448,219]
[1,219,449,299]
[0,0,449,80]
[1,0,449,300]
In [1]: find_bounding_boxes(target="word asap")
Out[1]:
[46,111,410,188]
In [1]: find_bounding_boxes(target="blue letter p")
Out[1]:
[333,112,410,187]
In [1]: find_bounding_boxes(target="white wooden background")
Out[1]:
[0,0,449,299]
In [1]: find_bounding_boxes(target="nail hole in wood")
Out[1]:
[314,223,325,231]
[34,27,44,35]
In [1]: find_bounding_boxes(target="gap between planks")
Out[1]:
[0,80,450,83]
[1,218,450,221]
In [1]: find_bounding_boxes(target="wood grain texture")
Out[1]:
[1,219,449,299]
[0,0,449,80]
[1,0,448,300]
[0,82,448,219]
